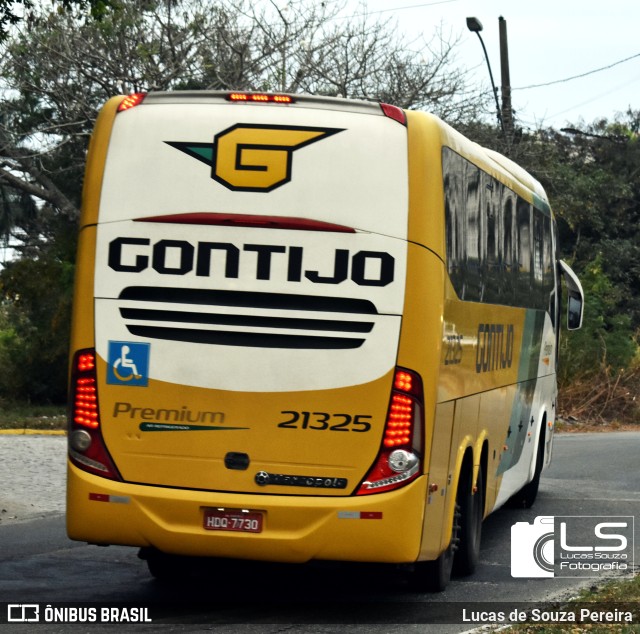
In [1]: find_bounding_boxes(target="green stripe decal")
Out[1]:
[518,310,545,384]
[532,192,551,216]
[497,309,545,475]
[139,423,249,432]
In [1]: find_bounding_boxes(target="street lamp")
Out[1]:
[466,17,504,133]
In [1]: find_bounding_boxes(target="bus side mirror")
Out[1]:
[567,291,583,330]
[558,260,584,330]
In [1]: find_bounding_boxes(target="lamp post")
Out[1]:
[466,16,504,134]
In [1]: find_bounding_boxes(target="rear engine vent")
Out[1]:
[118,287,377,350]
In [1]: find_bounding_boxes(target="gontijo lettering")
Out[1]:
[476,323,515,373]
[108,237,395,287]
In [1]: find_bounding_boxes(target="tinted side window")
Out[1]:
[443,147,554,312]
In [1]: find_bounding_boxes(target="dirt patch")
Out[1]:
[558,366,640,431]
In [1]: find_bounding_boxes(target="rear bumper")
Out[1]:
[67,462,428,564]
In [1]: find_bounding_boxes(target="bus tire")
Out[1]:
[508,467,541,509]
[507,427,545,509]
[409,502,460,592]
[140,548,189,581]
[453,466,483,576]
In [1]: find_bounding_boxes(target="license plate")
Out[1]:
[203,509,263,533]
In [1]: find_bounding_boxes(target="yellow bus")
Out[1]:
[67,91,583,591]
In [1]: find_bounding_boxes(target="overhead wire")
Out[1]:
[512,53,640,123]
[342,0,460,18]
[514,52,640,91]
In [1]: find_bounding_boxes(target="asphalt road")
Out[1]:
[0,431,638,632]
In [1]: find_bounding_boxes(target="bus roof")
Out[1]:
[142,90,384,117]
[421,111,551,211]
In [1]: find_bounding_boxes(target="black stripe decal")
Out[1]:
[126,325,365,349]
[120,308,374,333]
[118,287,377,315]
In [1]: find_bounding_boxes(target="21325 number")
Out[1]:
[278,411,372,432]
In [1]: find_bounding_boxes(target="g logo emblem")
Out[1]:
[166,124,343,192]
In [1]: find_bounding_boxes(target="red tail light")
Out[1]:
[357,367,424,495]
[117,93,146,112]
[380,103,407,125]
[69,349,121,480]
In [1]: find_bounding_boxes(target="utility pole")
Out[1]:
[499,16,514,140]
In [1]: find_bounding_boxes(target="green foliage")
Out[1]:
[558,255,637,383]
[0,402,66,430]
[0,216,76,403]
[0,0,481,405]
[543,116,640,381]
[461,115,640,384]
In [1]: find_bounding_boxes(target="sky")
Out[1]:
[343,0,640,130]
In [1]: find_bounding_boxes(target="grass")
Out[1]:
[580,571,640,603]
[504,573,640,632]
[0,402,67,431]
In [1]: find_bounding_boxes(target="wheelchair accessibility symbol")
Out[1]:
[107,341,150,387]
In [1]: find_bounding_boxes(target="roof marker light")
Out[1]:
[227,92,295,104]
[117,93,146,112]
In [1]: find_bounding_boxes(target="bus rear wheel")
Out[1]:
[453,466,483,576]
[139,547,190,581]
[508,427,545,509]
[409,501,460,592]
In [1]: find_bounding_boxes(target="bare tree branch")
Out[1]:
[0,0,484,234]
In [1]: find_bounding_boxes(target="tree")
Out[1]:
[0,0,482,402]
[0,0,482,223]
[518,115,640,342]
[0,209,76,402]
[458,114,640,383]
[557,254,636,383]
[0,0,115,41]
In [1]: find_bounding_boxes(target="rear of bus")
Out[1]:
[67,92,441,568]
